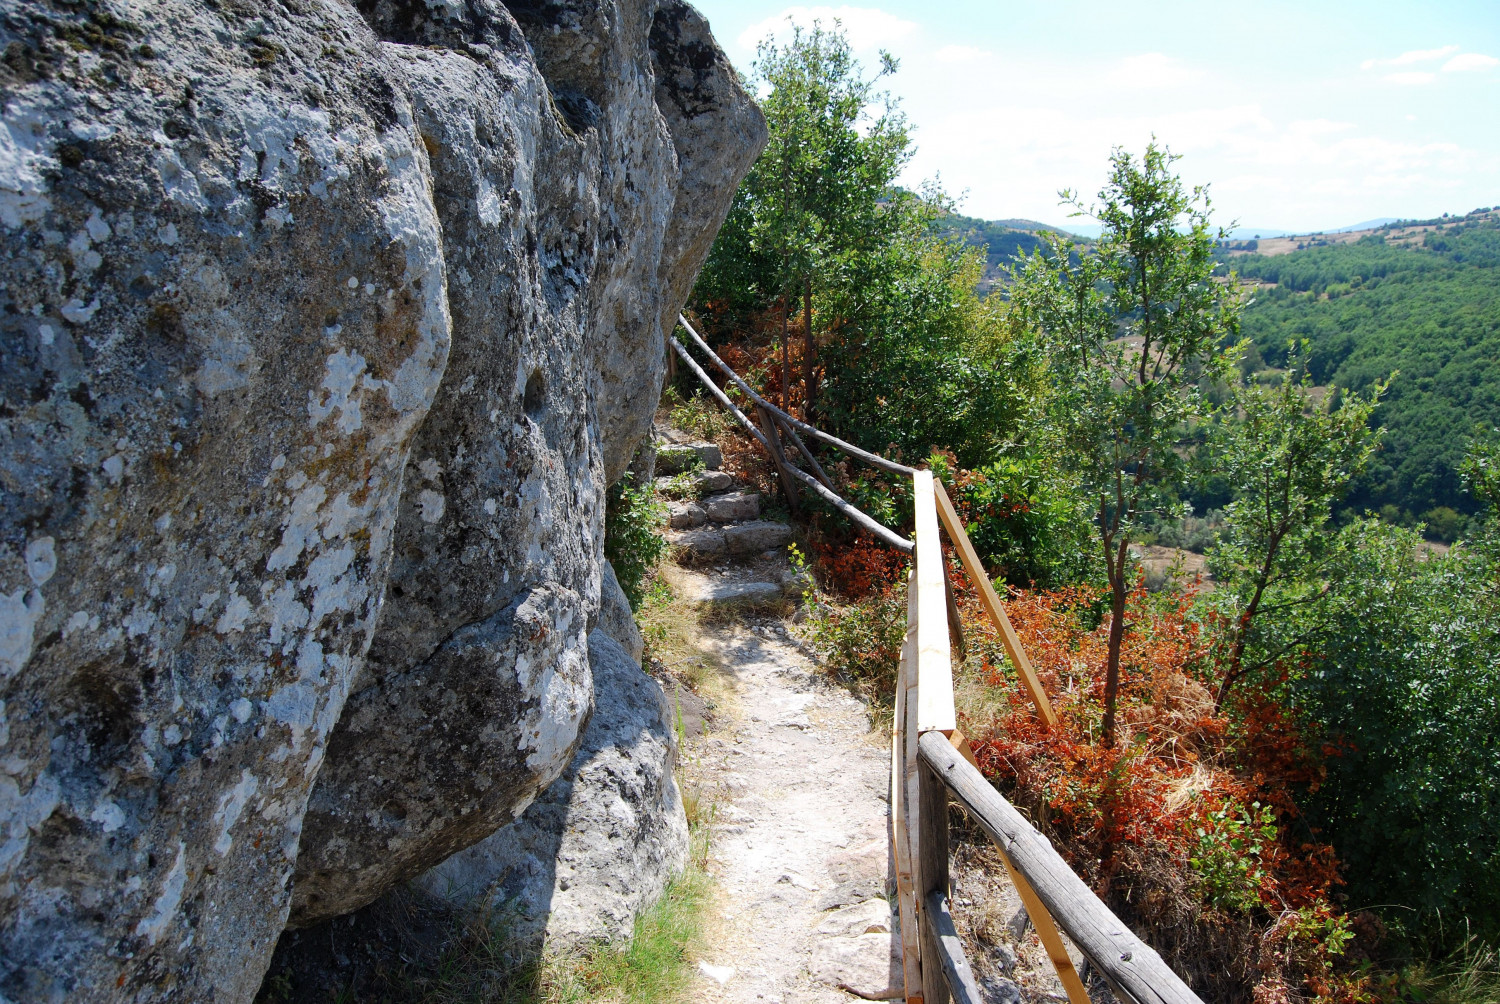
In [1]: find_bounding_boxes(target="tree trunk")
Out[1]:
[1215,529,1284,711]
[1101,540,1130,746]
[780,295,792,414]
[802,276,815,420]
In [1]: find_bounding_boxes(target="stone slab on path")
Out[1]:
[657,441,723,473]
[724,520,793,555]
[702,490,761,522]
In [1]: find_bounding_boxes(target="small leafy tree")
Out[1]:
[1208,347,1385,708]
[695,20,909,415]
[1012,143,1241,744]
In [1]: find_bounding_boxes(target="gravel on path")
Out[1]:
[683,619,904,1003]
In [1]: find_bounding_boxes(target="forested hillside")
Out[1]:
[938,213,1078,293]
[1227,210,1500,525]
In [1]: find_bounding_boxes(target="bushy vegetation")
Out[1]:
[603,474,669,611]
[690,18,1499,1001]
[1228,213,1500,522]
[690,22,1039,470]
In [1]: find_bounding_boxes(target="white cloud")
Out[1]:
[935,44,989,64]
[737,6,918,54]
[1111,53,1204,89]
[1360,45,1459,70]
[1443,52,1499,73]
[1385,71,1437,85]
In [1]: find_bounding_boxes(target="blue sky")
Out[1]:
[687,1,1500,234]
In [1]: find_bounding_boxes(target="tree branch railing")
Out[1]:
[665,320,1205,1004]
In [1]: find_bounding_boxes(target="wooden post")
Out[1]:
[932,479,1057,728]
[916,755,950,1004]
[903,574,927,1002]
[755,404,801,518]
[891,574,923,1002]
[773,412,836,491]
[924,891,984,1004]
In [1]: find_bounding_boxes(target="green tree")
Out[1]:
[1207,346,1385,708]
[1012,143,1241,745]
[695,20,909,416]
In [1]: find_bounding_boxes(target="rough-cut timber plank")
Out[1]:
[923,891,983,1004]
[916,757,950,1004]
[912,472,956,734]
[891,585,923,1001]
[996,850,1091,1004]
[917,733,1205,1004]
[932,479,1058,727]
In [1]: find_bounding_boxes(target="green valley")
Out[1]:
[1226,209,1500,529]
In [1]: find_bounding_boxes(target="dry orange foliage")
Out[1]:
[951,576,1386,1003]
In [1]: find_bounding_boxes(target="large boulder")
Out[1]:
[415,630,686,947]
[0,0,763,1001]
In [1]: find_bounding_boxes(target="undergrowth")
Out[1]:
[605,475,669,611]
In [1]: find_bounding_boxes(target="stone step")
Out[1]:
[666,519,793,561]
[666,490,759,529]
[701,490,759,522]
[655,441,722,473]
[694,469,734,492]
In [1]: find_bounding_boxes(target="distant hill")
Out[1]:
[1225,207,1500,523]
[935,213,1086,293]
[1330,217,1400,233]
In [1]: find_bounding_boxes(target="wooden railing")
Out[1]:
[895,472,1204,1004]
[669,318,1205,1004]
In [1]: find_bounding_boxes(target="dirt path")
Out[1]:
[683,616,903,1003]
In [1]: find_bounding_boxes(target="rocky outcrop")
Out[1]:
[288,0,761,929]
[416,630,686,947]
[0,0,762,1001]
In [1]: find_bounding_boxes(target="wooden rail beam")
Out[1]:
[677,315,918,476]
[932,479,1058,728]
[923,891,983,1004]
[917,732,1206,1004]
[913,472,956,734]
[668,334,914,555]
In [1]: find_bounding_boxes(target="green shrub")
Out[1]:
[928,451,1097,588]
[804,575,908,705]
[1189,801,1278,913]
[1282,518,1500,950]
[604,477,669,612]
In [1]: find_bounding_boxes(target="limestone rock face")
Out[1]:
[416,630,686,947]
[0,5,450,1001]
[288,0,761,928]
[598,560,645,665]
[0,0,762,1000]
